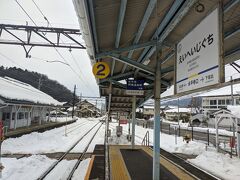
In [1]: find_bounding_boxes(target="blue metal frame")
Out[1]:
[111,0,128,76]
[95,40,156,59]
[121,0,157,73]
[110,53,155,74]
[224,0,240,13]
[87,0,99,53]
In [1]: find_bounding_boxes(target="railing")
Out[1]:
[141,131,150,146]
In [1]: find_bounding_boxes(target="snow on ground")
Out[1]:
[110,123,240,179]
[159,118,233,136]
[49,116,77,123]
[71,123,103,153]
[2,118,101,154]
[109,122,207,155]
[1,155,55,180]
[44,159,77,180]
[72,158,91,180]
[189,151,240,180]
[86,125,105,152]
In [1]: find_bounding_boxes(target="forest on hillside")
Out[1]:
[0,66,74,102]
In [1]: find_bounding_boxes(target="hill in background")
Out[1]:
[0,66,73,102]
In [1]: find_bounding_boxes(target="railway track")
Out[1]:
[67,122,104,180]
[37,121,103,180]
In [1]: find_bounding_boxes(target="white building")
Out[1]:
[198,83,240,118]
[0,77,62,129]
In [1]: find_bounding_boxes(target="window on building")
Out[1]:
[218,99,225,105]
[226,99,232,105]
[17,112,24,119]
[236,99,240,105]
[12,113,15,120]
[25,112,28,119]
[2,113,10,120]
[210,100,217,105]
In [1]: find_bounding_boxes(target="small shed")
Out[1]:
[214,108,240,158]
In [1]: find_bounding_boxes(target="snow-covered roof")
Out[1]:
[227,105,240,118]
[196,83,240,97]
[67,106,77,112]
[165,108,191,113]
[0,77,61,106]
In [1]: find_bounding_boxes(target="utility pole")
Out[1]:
[72,85,76,119]
[38,74,42,90]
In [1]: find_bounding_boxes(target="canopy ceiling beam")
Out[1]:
[134,0,197,76]
[111,0,128,76]
[99,71,134,84]
[96,40,156,59]
[121,0,157,73]
[224,0,240,13]
[110,53,155,75]
[87,0,99,53]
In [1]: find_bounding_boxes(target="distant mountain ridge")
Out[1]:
[0,66,73,102]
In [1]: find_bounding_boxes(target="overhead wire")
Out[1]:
[14,0,96,94]
[31,0,95,93]
[0,51,25,69]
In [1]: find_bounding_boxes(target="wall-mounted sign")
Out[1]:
[175,8,223,94]
[126,79,144,96]
[92,62,110,79]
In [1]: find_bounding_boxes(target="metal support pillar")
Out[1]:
[131,95,136,149]
[153,47,161,180]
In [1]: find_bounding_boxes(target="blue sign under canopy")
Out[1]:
[126,79,144,90]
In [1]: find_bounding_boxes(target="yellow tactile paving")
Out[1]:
[109,145,131,180]
[142,147,195,180]
[84,155,95,180]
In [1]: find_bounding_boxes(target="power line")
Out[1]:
[0,51,25,69]
[34,2,95,94]
[16,0,96,95]
[15,0,37,26]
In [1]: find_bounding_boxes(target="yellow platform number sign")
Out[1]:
[92,62,110,79]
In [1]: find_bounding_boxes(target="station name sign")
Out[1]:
[175,8,223,94]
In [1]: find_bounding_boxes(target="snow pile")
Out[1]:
[0,76,61,106]
[1,155,55,180]
[2,118,101,154]
[227,105,240,118]
[72,158,91,180]
[189,151,240,180]
[165,108,191,113]
[44,159,77,180]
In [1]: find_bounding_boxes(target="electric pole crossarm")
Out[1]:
[0,24,86,49]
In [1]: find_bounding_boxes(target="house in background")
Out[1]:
[0,77,62,130]
[75,100,100,117]
[197,83,240,119]
[164,108,191,122]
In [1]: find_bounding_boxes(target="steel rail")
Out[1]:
[37,121,101,180]
[67,122,104,180]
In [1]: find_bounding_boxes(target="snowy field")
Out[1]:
[1,118,240,180]
[1,117,104,180]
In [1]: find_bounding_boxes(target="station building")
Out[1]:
[0,77,62,130]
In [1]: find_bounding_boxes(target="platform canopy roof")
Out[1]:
[73,0,240,113]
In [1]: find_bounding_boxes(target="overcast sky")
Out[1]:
[0,0,99,97]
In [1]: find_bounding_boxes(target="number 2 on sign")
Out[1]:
[92,62,110,79]
[96,64,105,76]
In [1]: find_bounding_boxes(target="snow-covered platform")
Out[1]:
[86,144,218,180]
